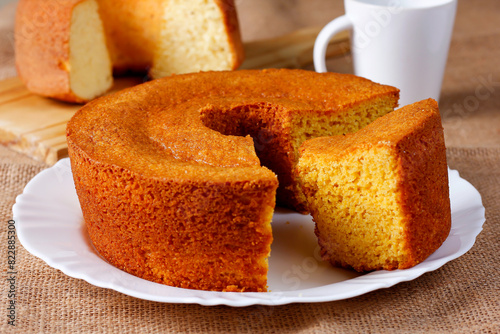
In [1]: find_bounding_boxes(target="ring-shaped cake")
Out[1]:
[67,69,399,291]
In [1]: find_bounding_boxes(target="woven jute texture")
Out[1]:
[0,146,498,334]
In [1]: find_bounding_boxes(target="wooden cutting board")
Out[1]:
[0,27,349,165]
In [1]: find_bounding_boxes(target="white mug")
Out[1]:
[314,0,457,106]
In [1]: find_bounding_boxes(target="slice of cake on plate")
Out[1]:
[295,98,451,271]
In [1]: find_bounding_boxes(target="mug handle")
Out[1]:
[313,15,353,73]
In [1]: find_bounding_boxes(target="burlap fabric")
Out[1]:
[1,0,499,332]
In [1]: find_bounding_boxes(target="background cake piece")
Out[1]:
[15,0,113,103]
[14,0,244,103]
[296,98,451,271]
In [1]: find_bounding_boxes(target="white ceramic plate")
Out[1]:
[13,158,485,306]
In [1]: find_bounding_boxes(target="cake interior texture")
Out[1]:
[152,0,237,77]
[201,94,399,214]
[296,99,451,271]
[69,0,113,101]
[287,95,399,212]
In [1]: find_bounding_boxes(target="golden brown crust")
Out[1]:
[216,0,245,69]
[67,69,399,290]
[68,141,276,292]
[395,99,451,268]
[15,0,85,103]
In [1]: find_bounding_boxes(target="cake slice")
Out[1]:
[295,99,451,271]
